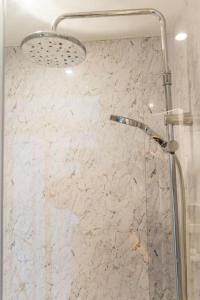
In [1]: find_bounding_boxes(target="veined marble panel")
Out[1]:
[4,37,176,300]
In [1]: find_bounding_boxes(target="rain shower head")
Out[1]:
[20,31,86,68]
[110,114,179,153]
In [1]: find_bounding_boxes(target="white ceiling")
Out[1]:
[6,0,184,46]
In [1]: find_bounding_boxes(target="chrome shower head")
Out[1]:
[110,114,179,154]
[20,31,86,68]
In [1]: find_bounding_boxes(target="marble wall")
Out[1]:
[4,37,176,299]
[169,0,200,299]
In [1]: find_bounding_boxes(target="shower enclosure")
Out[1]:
[1,1,200,299]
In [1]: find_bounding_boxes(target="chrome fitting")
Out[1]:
[163,72,172,86]
[166,140,179,154]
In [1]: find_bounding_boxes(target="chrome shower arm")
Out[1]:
[51,8,170,73]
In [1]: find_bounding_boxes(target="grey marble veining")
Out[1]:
[4,37,176,300]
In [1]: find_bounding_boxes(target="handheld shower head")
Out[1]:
[110,115,178,154]
[110,115,146,130]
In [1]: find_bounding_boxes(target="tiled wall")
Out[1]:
[4,37,176,300]
[169,0,200,299]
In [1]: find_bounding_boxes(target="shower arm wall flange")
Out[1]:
[51,8,170,75]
